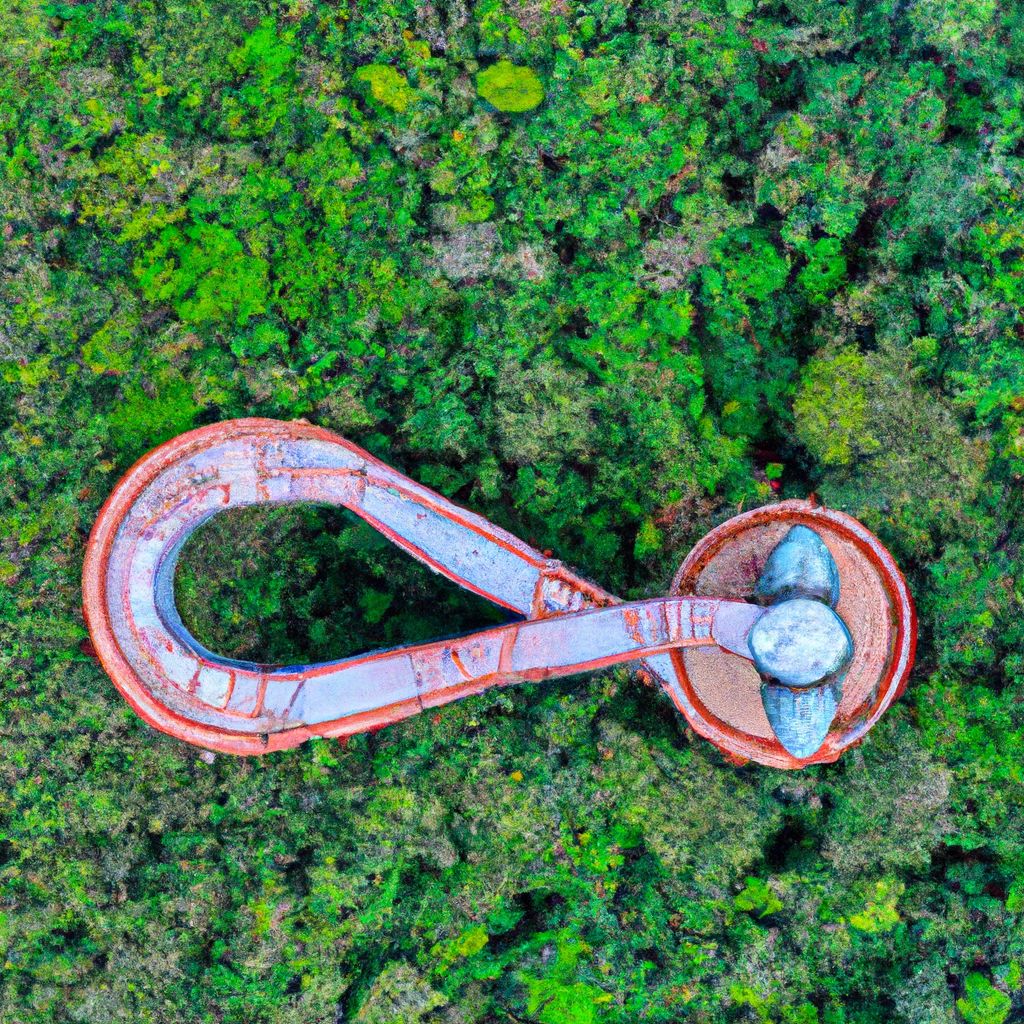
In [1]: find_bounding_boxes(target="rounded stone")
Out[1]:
[754,524,840,607]
[761,681,841,760]
[748,597,853,687]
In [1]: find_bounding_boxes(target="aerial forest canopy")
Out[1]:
[1,0,1023,1022]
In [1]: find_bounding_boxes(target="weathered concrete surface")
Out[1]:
[82,420,915,767]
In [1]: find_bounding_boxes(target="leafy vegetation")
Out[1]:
[1,0,1023,1022]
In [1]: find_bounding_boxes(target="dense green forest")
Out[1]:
[2,0,1024,1020]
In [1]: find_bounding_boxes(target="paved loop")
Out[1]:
[83,419,763,755]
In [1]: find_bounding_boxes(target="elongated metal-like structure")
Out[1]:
[82,419,915,766]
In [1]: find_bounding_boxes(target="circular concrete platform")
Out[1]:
[668,499,916,769]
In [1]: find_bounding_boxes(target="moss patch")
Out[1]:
[476,60,545,112]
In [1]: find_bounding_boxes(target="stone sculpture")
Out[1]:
[82,419,915,768]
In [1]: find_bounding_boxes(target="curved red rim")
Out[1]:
[81,419,425,755]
